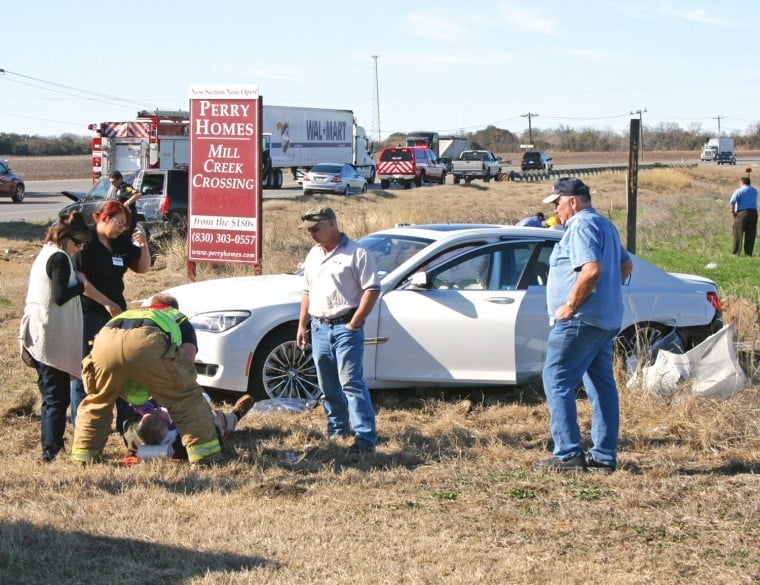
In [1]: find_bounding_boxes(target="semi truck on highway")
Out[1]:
[89,106,376,188]
[700,137,734,162]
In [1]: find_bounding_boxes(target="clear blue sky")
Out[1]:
[2,0,758,140]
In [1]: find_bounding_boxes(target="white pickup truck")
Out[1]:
[451,150,502,183]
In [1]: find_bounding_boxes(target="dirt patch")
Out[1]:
[3,155,91,181]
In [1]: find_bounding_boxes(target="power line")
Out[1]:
[0,67,161,113]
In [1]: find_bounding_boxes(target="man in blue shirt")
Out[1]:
[535,178,633,473]
[516,211,545,227]
[729,176,758,256]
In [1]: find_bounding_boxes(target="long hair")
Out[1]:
[46,211,91,247]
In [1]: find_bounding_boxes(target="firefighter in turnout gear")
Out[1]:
[71,294,221,464]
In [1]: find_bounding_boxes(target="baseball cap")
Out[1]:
[542,177,591,204]
[298,206,336,229]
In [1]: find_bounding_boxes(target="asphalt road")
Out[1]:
[0,178,308,224]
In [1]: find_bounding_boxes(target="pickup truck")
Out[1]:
[450,150,502,183]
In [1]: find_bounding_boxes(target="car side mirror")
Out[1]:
[407,271,429,291]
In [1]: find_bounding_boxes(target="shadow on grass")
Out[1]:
[0,521,279,584]
[0,221,48,242]
[372,383,546,411]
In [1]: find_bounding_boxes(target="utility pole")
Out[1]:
[713,115,722,136]
[521,112,538,146]
[371,55,381,143]
[630,108,646,161]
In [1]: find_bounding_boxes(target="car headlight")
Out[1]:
[190,311,251,333]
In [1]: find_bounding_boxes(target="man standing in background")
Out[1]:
[729,176,758,256]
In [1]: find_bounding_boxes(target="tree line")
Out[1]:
[0,133,91,156]
[383,122,760,153]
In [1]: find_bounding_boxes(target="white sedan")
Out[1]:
[163,225,723,400]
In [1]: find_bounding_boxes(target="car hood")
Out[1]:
[164,273,304,315]
[61,190,85,203]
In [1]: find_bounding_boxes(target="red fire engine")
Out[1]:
[88,110,189,182]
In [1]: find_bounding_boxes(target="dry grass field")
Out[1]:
[0,158,757,584]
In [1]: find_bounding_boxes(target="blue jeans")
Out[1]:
[36,362,71,460]
[70,307,132,430]
[542,318,620,467]
[310,319,376,446]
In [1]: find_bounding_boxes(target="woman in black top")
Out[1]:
[70,200,150,427]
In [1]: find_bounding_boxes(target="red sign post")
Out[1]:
[187,85,262,270]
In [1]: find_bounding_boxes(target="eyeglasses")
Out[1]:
[70,236,84,247]
[307,224,323,233]
[108,216,127,228]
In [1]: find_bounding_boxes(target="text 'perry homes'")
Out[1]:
[305,120,347,142]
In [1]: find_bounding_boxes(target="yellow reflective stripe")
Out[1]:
[71,448,101,463]
[186,439,221,462]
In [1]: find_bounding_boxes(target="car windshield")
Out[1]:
[311,164,342,174]
[356,233,435,277]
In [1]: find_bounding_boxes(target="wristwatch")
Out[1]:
[565,301,577,311]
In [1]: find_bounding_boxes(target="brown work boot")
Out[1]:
[231,394,254,420]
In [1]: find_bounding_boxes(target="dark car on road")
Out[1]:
[0,159,25,203]
[521,151,553,172]
[716,151,736,165]
[59,171,138,223]
[59,169,188,256]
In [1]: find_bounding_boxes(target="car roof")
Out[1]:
[367,223,560,241]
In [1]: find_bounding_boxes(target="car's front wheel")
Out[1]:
[247,324,321,402]
[12,183,24,203]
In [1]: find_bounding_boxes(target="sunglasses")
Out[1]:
[70,236,85,247]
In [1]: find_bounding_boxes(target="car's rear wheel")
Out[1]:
[380,179,390,189]
[272,168,283,189]
[247,324,320,402]
[416,172,425,187]
[453,176,461,184]
[343,184,351,197]
[12,184,24,203]
[616,322,672,372]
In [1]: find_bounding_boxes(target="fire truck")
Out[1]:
[88,109,189,182]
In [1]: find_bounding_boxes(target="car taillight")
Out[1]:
[160,196,170,216]
[330,176,341,183]
[707,291,722,314]
[303,176,311,182]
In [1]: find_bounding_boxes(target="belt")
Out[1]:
[106,318,164,332]
[313,309,357,326]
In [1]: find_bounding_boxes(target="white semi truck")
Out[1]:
[700,137,735,162]
[89,106,376,188]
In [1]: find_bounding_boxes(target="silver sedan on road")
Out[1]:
[302,163,368,196]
